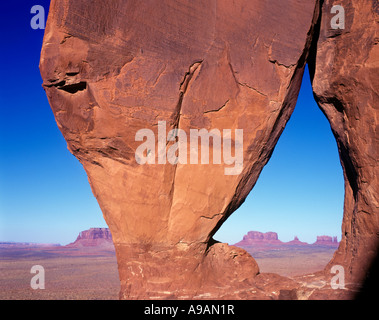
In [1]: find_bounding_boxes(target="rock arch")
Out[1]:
[40,0,378,299]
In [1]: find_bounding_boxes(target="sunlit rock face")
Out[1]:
[40,0,378,299]
[310,0,379,289]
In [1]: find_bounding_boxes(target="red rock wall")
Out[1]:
[310,0,379,286]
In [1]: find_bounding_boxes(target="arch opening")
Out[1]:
[214,64,344,278]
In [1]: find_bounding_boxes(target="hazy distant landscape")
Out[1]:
[234,231,339,277]
[0,245,119,300]
[246,246,336,277]
[0,229,338,300]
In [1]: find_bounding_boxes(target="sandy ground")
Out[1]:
[0,246,120,300]
[0,245,336,300]
[247,246,337,277]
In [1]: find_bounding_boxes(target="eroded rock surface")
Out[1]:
[40,0,378,299]
[310,0,379,291]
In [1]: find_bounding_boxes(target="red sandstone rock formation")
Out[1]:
[66,228,114,248]
[40,0,378,299]
[309,0,379,288]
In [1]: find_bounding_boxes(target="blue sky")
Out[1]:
[0,1,344,245]
[215,64,344,244]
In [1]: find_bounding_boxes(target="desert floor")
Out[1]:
[0,246,120,300]
[0,245,336,300]
[247,246,337,277]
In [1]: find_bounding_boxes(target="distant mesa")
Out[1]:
[234,231,339,248]
[236,231,281,246]
[66,228,114,249]
[244,231,279,241]
[1,228,114,250]
[314,235,339,246]
[287,236,309,246]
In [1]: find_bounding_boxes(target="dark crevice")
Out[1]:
[355,242,379,300]
[317,96,345,113]
[179,60,203,94]
[204,237,220,255]
[171,92,184,129]
[307,0,323,82]
[43,80,87,94]
[171,61,203,129]
[337,139,359,200]
[203,99,229,114]
[55,80,67,87]
[58,81,87,94]
[66,71,80,76]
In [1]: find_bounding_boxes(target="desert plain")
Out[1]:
[0,236,337,300]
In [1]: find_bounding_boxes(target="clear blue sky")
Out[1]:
[0,1,344,245]
[215,64,344,244]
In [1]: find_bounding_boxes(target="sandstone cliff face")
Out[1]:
[310,0,379,286]
[40,0,378,299]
